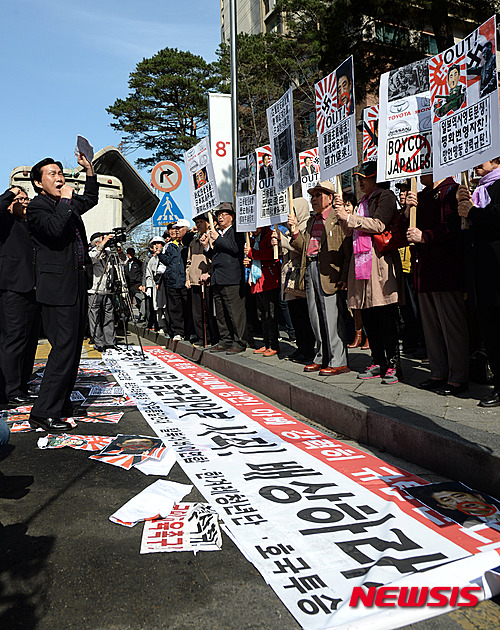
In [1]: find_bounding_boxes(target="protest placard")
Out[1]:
[266,87,298,193]
[315,57,357,179]
[184,137,220,219]
[429,15,500,179]
[378,58,432,181]
[235,153,257,232]
[255,145,288,228]
[362,105,379,162]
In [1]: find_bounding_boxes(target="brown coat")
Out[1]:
[342,188,403,309]
[292,208,352,295]
[186,235,211,286]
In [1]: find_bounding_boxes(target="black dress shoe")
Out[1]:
[435,383,468,396]
[4,395,33,408]
[478,390,500,408]
[29,415,74,432]
[226,346,246,355]
[419,378,446,390]
[208,344,230,353]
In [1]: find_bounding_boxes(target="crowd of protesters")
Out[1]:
[1,155,500,448]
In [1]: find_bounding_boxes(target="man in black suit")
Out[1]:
[259,155,274,180]
[201,203,247,354]
[0,186,39,407]
[27,154,99,431]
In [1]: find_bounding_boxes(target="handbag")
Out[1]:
[284,263,306,299]
[373,210,408,254]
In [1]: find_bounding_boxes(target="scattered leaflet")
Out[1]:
[38,434,114,452]
[89,434,166,470]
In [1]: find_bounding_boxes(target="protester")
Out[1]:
[336,161,403,384]
[289,181,352,376]
[244,226,281,357]
[88,233,117,352]
[0,186,39,407]
[201,203,247,354]
[273,197,315,363]
[124,247,145,322]
[186,214,217,346]
[457,158,500,407]
[405,174,468,396]
[27,153,98,431]
[158,223,189,341]
[144,236,167,334]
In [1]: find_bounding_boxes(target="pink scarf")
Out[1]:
[353,193,374,280]
[471,166,500,208]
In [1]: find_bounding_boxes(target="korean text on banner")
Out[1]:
[315,57,358,179]
[255,145,288,228]
[266,87,298,193]
[235,153,257,232]
[429,15,500,180]
[362,105,379,163]
[184,137,220,219]
[378,58,432,181]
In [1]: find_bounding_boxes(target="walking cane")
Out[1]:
[201,282,208,348]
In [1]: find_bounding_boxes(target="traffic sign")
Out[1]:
[151,160,182,192]
[152,192,183,227]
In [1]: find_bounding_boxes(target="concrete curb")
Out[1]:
[133,326,500,496]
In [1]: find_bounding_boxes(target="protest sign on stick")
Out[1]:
[315,57,357,179]
[235,153,257,233]
[266,87,298,194]
[184,137,220,220]
[255,145,288,228]
[429,15,500,180]
[362,105,379,163]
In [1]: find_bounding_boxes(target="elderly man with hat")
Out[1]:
[288,181,352,375]
[200,202,247,354]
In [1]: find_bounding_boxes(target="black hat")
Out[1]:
[353,161,377,178]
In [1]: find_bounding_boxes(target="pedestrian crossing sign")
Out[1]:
[152,192,183,227]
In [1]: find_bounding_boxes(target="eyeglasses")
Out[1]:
[15,197,29,203]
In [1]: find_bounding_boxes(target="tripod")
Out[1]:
[88,247,145,360]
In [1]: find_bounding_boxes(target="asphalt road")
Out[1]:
[1,350,499,630]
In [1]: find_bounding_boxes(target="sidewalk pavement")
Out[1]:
[135,326,500,498]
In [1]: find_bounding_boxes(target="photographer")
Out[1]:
[88,233,117,352]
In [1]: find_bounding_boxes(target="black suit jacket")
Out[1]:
[0,190,36,292]
[206,225,244,286]
[27,176,99,305]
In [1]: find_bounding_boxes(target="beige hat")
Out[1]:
[307,180,336,196]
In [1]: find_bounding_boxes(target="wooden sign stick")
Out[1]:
[461,171,470,230]
[409,177,417,229]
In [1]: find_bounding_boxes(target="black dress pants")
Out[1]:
[213,284,247,349]
[255,289,280,350]
[167,287,188,337]
[0,289,40,400]
[31,270,88,419]
[361,303,400,373]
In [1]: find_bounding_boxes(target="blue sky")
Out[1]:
[0,0,222,229]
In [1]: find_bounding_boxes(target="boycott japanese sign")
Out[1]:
[429,15,500,179]
[266,87,298,193]
[362,105,379,162]
[255,145,288,228]
[315,57,358,179]
[378,58,433,181]
[184,137,220,219]
[105,346,500,630]
[235,153,257,232]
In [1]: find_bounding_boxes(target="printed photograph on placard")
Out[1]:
[255,145,288,228]
[315,56,358,179]
[362,105,379,163]
[299,148,321,212]
[266,87,298,193]
[184,137,220,219]
[378,57,432,181]
[236,153,257,233]
[429,15,500,179]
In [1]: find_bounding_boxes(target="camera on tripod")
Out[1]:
[107,227,127,248]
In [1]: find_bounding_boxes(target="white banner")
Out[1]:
[184,136,220,219]
[104,347,500,630]
[315,57,358,179]
[429,15,500,179]
[266,87,298,193]
[256,145,289,228]
[235,152,257,232]
[378,58,432,181]
[208,93,233,202]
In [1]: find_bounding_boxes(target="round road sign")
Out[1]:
[151,161,183,193]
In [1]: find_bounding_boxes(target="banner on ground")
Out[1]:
[315,57,357,179]
[184,137,220,219]
[362,105,379,162]
[235,153,257,232]
[378,58,432,181]
[255,145,288,228]
[429,15,500,179]
[105,347,500,630]
[266,87,298,193]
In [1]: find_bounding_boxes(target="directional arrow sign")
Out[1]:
[151,160,182,192]
[152,192,183,227]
